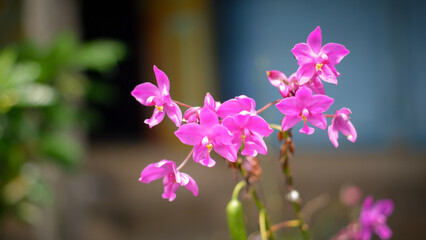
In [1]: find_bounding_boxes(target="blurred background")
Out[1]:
[0,0,425,239]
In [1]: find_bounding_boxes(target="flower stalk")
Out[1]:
[279,130,310,240]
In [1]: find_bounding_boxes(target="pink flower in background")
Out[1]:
[276,86,333,134]
[328,108,357,148]
[139,160,198,202]
[292,26,349,85]
[131,65,182,128]
[222,111,273,156]
[175,104,237,167]
[359,196,394,240]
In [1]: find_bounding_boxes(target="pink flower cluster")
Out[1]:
[131,26,357,201]
[269,26,356,147]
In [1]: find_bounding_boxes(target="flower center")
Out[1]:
[155,105,164,112]
[206,143,213,152]
[315,62,323,72]
[301,108,310,122]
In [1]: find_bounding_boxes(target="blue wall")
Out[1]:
[214,0,426,149]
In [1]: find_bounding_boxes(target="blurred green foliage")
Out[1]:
[0,33,125,224]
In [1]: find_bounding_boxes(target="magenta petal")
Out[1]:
[174,123,204,145]
[281,115,302,131]
[299,121,315,135]
[222,116,241,133]
[246,115,273,137]
[307,113,327,129]
[321,43,350,65]
[139,160,174,183]
[291,43,315,65]
[204,93,218,111]
[328,125,339,148]
[144,108,165,128]
[307,26,322,54]
[375,224,392,239]
[309,94,334,113]
[180,173,199,197]
[266,70,287,87]
[319,64,338,84]
[153,65,170,97]
[214,144,237,162]
[242,132,267,156]
[199,107,219,129]
[131,82,161,106]
[295,86,314,105]
[276,97,300,115]
[192,144,206,163]
[374,200,394,216]
[162,182,179,202]
[296,64,316,85]
[166,101,182,127]
[200,153,216,167]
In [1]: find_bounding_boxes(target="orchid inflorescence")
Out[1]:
[131,26,393,240]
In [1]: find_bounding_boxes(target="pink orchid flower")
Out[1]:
[175,104,237,167]
[328,107,357,148]
[292,26,349,85]
[139,160,198,202]
[131,65,182,128]
[222,111,273,156]
[276,86,334,135]
[359,196,394,240]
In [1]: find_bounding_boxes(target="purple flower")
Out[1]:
[328,107,357,148]
[131,65,182,128]
[359,196,394,240]
[275,86,333,135]
[222,111,273,157]
[139,160,198,202]
[175,98,237,167]
[292,26,349,85]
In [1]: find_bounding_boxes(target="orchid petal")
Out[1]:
[291,43,315,65]
[282,115,302,131]
[276,97,300,115]
[296,64,316,85]
[131,82,161,106]
[319,64,338,84]
[162,182,179,202]
[266,70,287,87]
[307,26,322,54]
[166,101,182,127]
[153,65,170,97]
[321,43,350,65]
[299,121,315,135]
[144,108,166,128]
[328,125,339,148]
[139,160,174,183]
[199,107,219,129]
[375,224,392,239]
[246,115,273,136]
[180,173,199,196]
[309,94,334,113]
[214,144,237,162]
[174,123,204,145]
[307,113,327,129]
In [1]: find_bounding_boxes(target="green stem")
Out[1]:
[250,188,275,240]
[279,130,311,240]
[232,180,247,200]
